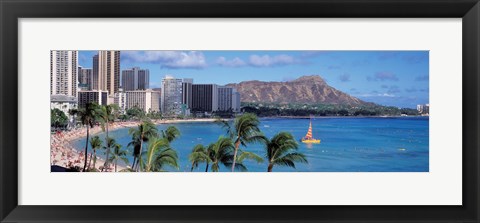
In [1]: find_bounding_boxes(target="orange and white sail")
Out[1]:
[304,121,313,139]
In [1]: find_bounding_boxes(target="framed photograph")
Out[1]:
[1,0,479,222]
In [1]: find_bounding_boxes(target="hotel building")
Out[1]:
[217,86,233,112]
[77,90,108,108]
[182,78,193,109]
[97,51,120,96]
[50,50,78,97]
[121,67,150,91]
[161,76,183,115]
[126,89,161,112]
[78,66,92,89]
[91,54,99,90]
[191,84,218,113]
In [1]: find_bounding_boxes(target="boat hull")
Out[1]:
[301,139,321,144]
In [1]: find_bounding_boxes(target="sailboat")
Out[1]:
[301,118,321,144]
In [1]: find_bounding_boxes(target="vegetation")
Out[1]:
[189,144,210,172]
[264,132,308,172]
[241,102,419,117]
[51,108,68,130]
[142,137,179,172]
[217,113,266,172]
[108,142,129,172]
[97,104,119,170]
[88,136,103,170]
[128,119,159,171]
[69,102,99,172]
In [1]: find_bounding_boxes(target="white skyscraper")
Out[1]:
[50,50,78,97]
[161,75,183,115]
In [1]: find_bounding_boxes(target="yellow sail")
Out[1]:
[302,119,320,144]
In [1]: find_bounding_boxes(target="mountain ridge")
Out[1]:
[226,75,373,106]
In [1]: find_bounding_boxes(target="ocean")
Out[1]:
[72,117,429,172]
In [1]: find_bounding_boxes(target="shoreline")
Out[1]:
[50,118,222,171]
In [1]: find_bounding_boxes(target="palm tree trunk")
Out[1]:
[93,150,97,169]
[267,163,274,172]
[205,163,209,172]
[82,125,90,172]
[131,156,137,170]
[136,133,144,172]
[115,159,117,172]
[190,161,195,172]
[87,153,92,170]
[231,139,240,172]
[104,123,110,170]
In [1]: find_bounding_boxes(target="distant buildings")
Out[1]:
[78,90,108,108]
[192,84,218,113]
[121,67,150,91]
[51,52,242,117]
[126,89,161,112]
[182,78,193,110]
[50,51,78,97]
[78,66,92,88]
[91,54,100,90]
[417,103,430,115]
[114,88,127,114]
[232,91,241,113]
[161,76,183,115]
[218,86,233,112]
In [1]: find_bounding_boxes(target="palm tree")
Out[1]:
[127,137,141,170]
[97,104,119,169]
[88,136,103,170]
[142,137,179,172]
[217,113,266,171]
[108,143,129,172]
[160,126,181,143]
[102,137,117,171]
[264,132,308,172]
[69,102,99,172]
[205,136,250,172]
[128,119,158,171]
[188,144,210,172]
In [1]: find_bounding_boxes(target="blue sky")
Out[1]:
[78,50,429,108]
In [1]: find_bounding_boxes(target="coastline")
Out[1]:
[50,118,222,171]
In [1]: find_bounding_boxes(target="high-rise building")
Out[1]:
[161,76,183,115]
[50,50,78,97]
[121,67,150,91]
[217,86,233,112]
[232,91,241,113]
[98,51,120,96]
[126,89,161,113]
[78,66,92,89]
[182,78,193,109]
[78,90,108,108]
[192,84,218,113]
[112,88,127,114]
[91,54,99,90]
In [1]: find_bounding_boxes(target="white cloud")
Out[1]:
[122,51,207,69]
[356,93,396,97]
[248,54,297,67]
[216,57,246,67]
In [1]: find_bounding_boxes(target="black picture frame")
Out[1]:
[1,0,479,222]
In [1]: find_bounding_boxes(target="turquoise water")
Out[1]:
[72,117,429,172]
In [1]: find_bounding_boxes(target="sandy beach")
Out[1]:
[50,118,221,172]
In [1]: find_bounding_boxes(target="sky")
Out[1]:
[78,50,429,108]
